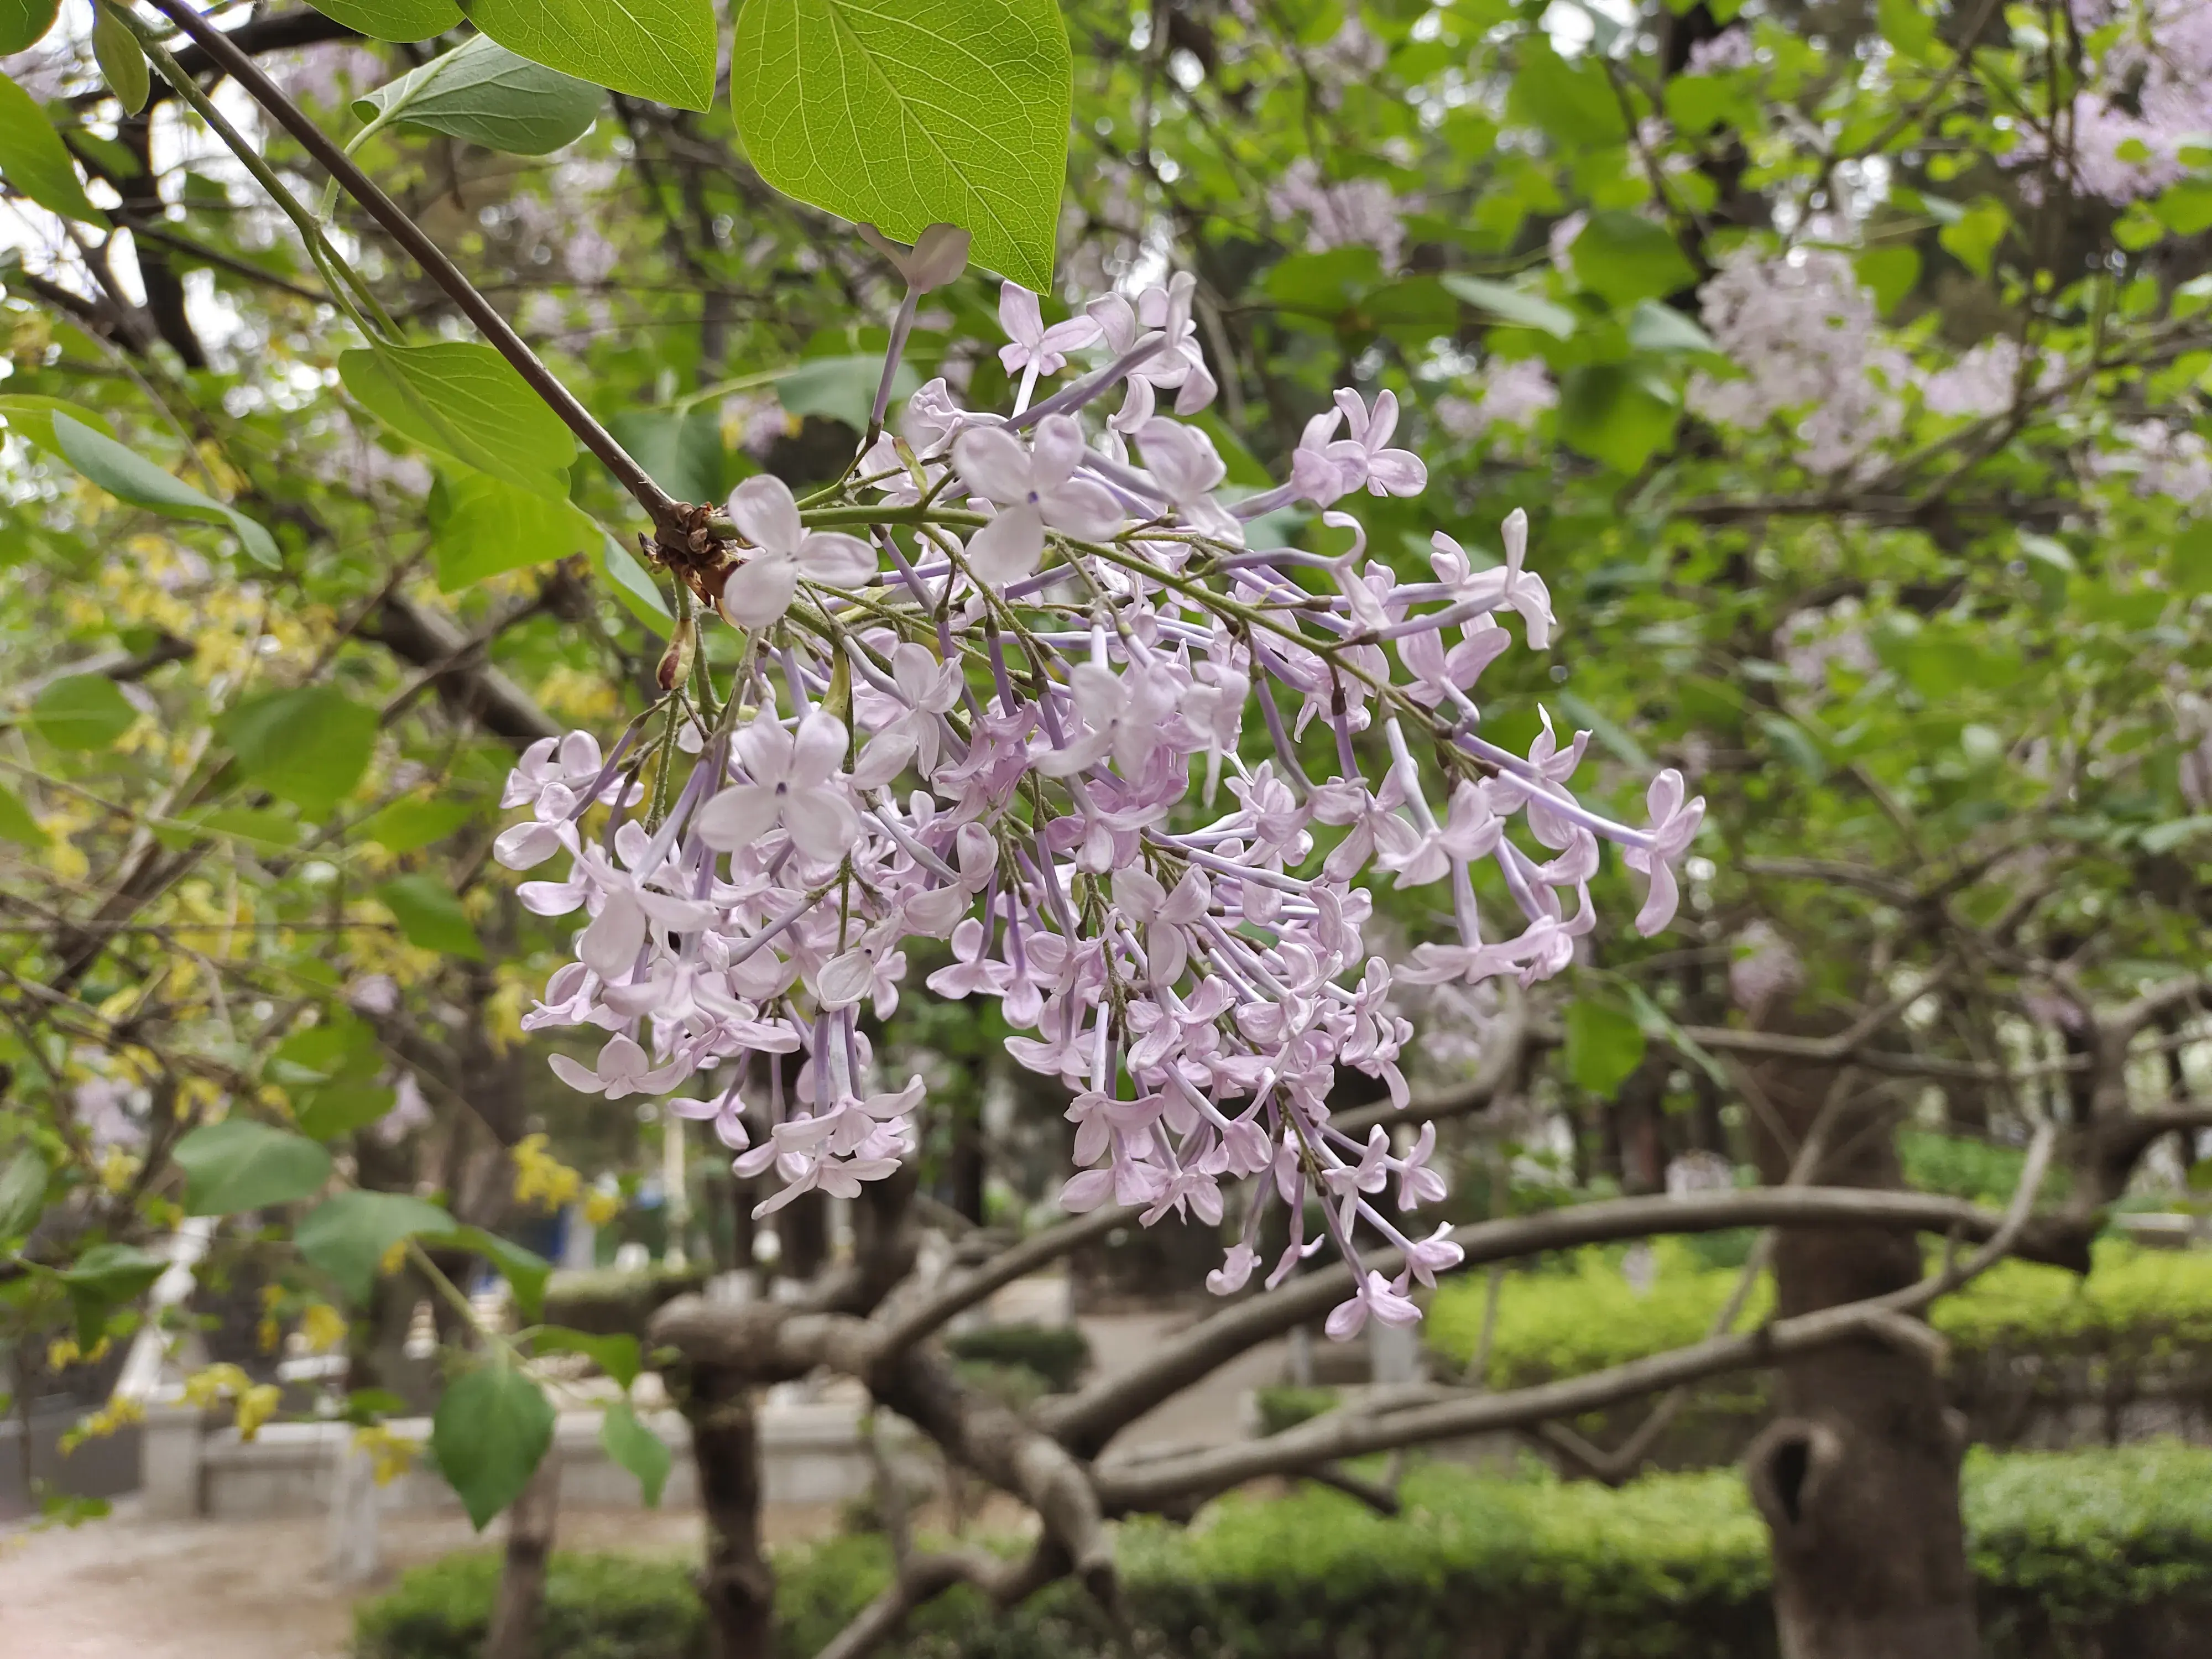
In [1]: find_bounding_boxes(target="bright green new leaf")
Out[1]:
[776,354,920,431]
[1440,274,1578,340]
[339,342,577,499]
[188,807,302,852]
[469,0,715,109]
[357,797,476,854]
[50,415,280,566]
[1939,199,2009,278]
[432,1363,556,1528]
[2169,520,2212,594]
[296,1190,455,1303]
[1563,1000,1646,1096]
[731,0,1073,290]
[1556,364,1678,473]
[378,874,484,959]
[601,533,672,627]
[0,780,46,846]
[535,1327,642,1389]
[0,72,105,223]
[91,2,148,116]
[1568,212,1697,310]
[307,0,461,40]
[0,1148,48,1240]
[32,674,136,751]
[1856,245,1922,316]
[354,34,602,155]
[1877,0,1938,59]
[599,1397,672,1507]
[0,0,59,54]
[220,687,378,817]
[433,472,598,591]
[174,1119,333,1215]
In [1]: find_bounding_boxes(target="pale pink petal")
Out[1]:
[693,784,781,851]
[963,505,1046,586]
[952,426,1035,504]
[727,474,802,555]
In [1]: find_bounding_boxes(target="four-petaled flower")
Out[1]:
[696,712,862,855]
[719,475,878,629]
[952,415,1125,585]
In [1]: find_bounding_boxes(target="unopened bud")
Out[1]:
[657,617,696,693]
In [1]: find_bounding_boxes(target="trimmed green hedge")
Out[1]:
[356,1444,2212,1659]
[1427,1240,2212,1394]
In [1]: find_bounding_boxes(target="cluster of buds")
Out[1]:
[497,230,1703,1333]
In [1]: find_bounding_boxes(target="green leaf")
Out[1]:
[444,1224,550,1319]
[0,0,59,55]
[2169,520,2212,595]
[174,1119,333,1215]
[91,2,148,116]
[2152,180,2212,238]
[0,394,116,452]
[296,1190,454,1303]
[1755,712,1829,779]
[1856,245,1922,317]
[294,1083,399,1142]
[354,34,601,155]
[1938,198,2009,278]
[0,780,46,846]
[0,1149,49,1240]
[1625,299,1721,358]
[775,354,921,431]
[1568,212,1697,310]
[32,675,136,751]
[0,72,105,223]
[220,687,379,817]
[306,0,461,41]
[432,1362,555,1529]
[1877,0,1938,59]
[432,471,598,591]
[731,0,1073,290]
[609,406,726,506]
[469,0,715,109]
[1563,1000,1646,1096]
[1439,273,1578,340]
[339,342,578,499]
[1556,364,1678,473]
[58,1241,165,1343]
[1187,408,1272,488]
[49,414,279,566]
[378,874,484,959]
[1507,39,1624,148]
[535,1327,641,1389]
[2141,816,2212,855]
[357,797,476,854]
[601,533,672,627]
[187,806,302,852]
[599,1396,671,1507]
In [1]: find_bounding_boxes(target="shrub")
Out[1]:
[353,1551,706,1659]
[1254,1385,1342,1437]
[942,1323,1091,1394]
[356,1445,2212,1659]
[1427,1240,2212,1397]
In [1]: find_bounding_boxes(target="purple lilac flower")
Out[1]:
[497,256,1706,1337]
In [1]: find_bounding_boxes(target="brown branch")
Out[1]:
[815,1542,1066,1659]
[1037,1183,2083,1458]
[1094,1130,2056,1512]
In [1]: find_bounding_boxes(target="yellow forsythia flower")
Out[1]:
[583,1188,621,1228]
[299,1302,348,1353]
[353,1424,420,1485]
[511,1134,583,1212]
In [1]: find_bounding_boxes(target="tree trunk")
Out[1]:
[680,1362,775,1659]
[1744,1046,1976,1659]
[947,1088,988,1225]
[484,1449,560,1659]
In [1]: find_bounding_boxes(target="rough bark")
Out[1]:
[1744,1045,1976,1659]
[485,1450,561,1659]
[679,1363,776,1659]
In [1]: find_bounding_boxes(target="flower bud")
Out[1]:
[657,616,696,693]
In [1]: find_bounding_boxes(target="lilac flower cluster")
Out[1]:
[496,234,1703,1334]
